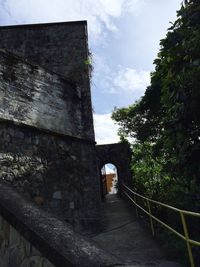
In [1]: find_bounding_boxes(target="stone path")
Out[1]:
[91,194,183,267]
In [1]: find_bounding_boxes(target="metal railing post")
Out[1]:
[180,212,195,267]
[122,183,200,265]
[147,199,155,236]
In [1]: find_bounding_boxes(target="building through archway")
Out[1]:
[96,143,132,200]
[101,163,118,196]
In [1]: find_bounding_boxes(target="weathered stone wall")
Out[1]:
[0,183,122,267]
[0,120,100,230]
[0,22,101,231]
[0,216,54,267]
[0,49,83,138]
[0,21,94,139]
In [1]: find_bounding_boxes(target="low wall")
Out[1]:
[0,216,54,267]
[0,182,122,267]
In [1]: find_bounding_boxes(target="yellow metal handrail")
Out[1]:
[122,183,200,267]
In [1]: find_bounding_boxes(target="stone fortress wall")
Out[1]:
[0,21,101,231]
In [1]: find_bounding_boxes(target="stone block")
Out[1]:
[52,191,62,200]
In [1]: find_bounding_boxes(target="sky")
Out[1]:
[0,0,183,144]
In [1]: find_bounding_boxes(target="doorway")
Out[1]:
[101,163,118,198]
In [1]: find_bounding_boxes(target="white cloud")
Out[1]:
[93,113,120,144]
[0,0,143,43]
[124,0,145,15]
[105,164,115,174]
[99,0,123,17]
[93,53,111,77]
[93,54,150,95]
[114,67,150,93]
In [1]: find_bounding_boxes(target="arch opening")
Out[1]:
[101,163,118,197]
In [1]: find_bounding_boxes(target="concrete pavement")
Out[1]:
[91,194,183,267]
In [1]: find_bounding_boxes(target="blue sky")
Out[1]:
[0,0,182,144]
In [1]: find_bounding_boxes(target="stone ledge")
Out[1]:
[0,118,96,145]
[0,20,87,29]
[0,182,123,267]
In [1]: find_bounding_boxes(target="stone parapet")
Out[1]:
[0,182,122,267]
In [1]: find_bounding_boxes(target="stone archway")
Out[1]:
[96,143,132,200]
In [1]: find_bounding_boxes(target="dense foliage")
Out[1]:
[112,0,200,207]
[112,1,200,262]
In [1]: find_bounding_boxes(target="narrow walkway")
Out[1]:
[91,195,182,267]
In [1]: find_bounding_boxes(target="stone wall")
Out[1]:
[0,22,101,231]
[0,216,54,267]
[0,183,121,267]
[0,49,83,138]
[0,21,94,139]
[0,120,100,231]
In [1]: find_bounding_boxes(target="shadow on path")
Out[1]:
[91,194,183,267]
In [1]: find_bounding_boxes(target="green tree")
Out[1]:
[112,0,200,209]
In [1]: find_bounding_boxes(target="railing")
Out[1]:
[122,183,200,267]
